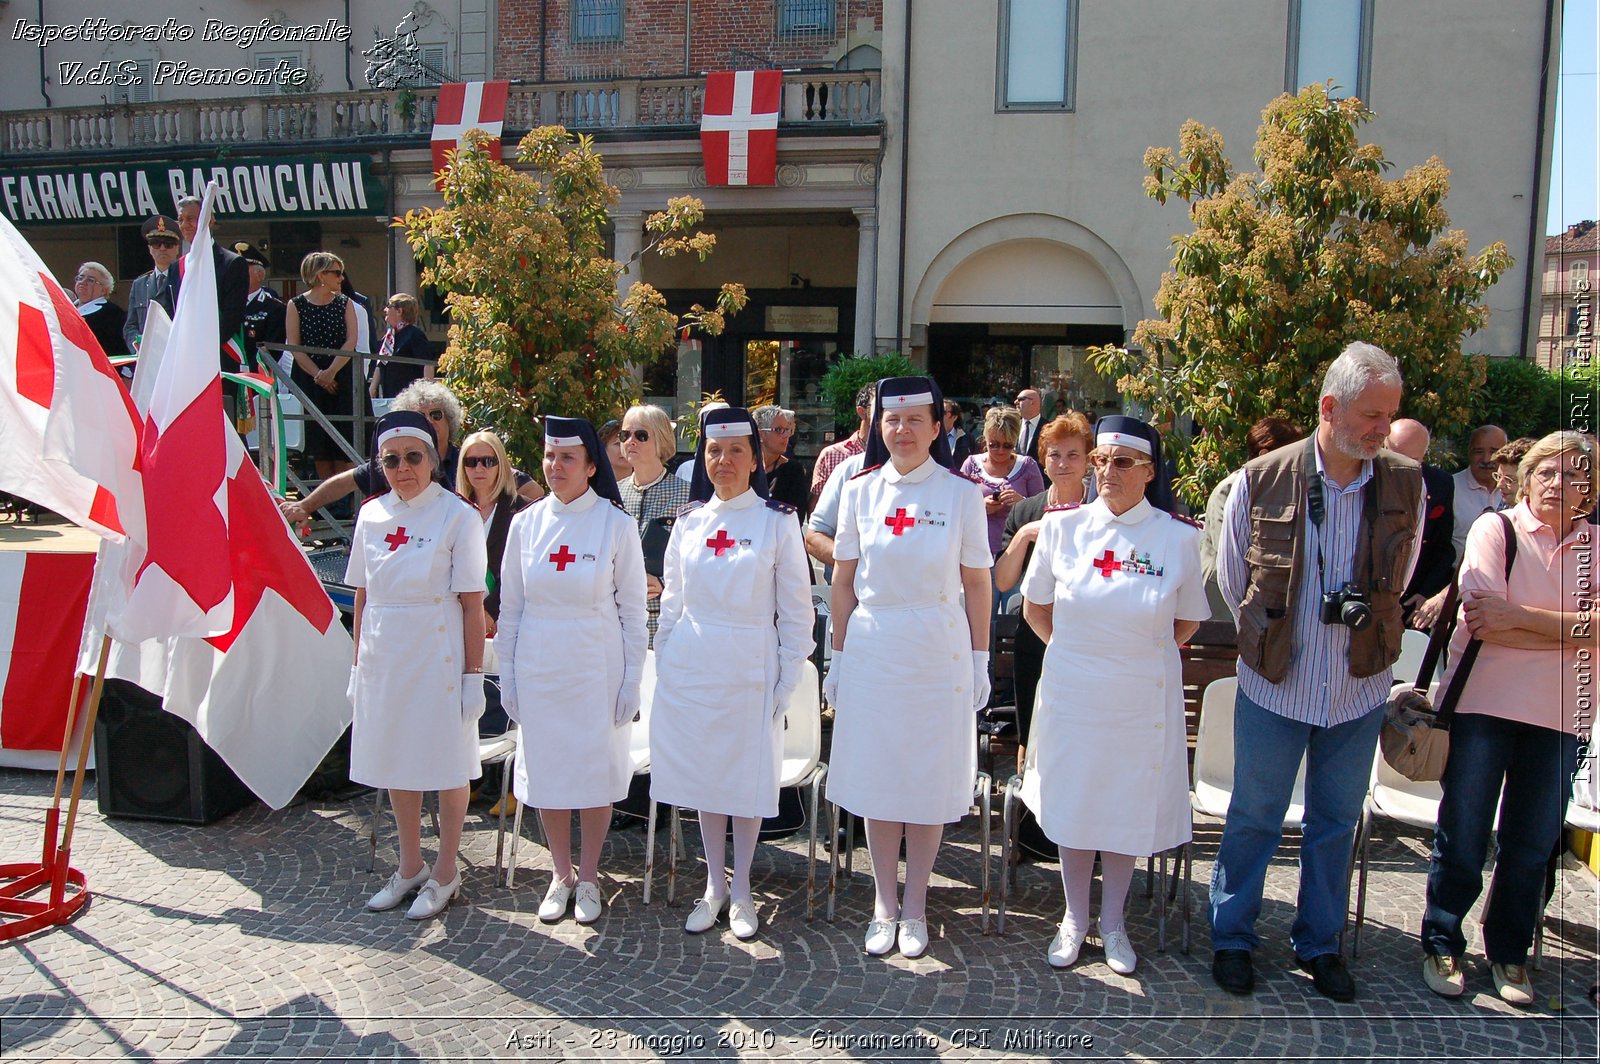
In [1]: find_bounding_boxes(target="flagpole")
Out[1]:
[41,667,90,870]
[51,634,111,908]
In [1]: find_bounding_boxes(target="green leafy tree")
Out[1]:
[400,127,747,466]
[1090,84,1512,505]
[818,351,914,429]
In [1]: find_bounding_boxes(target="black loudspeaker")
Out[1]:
[93,680,257,824]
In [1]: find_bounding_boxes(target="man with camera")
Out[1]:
[1211,343,1425,1002]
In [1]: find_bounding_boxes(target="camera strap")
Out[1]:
[1300,441,1379,593]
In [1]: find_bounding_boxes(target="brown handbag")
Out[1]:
[1380,513,1516,782]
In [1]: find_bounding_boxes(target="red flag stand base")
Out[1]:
[0,858,88,941]
[0,634,110,943]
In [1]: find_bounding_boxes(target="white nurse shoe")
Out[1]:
[1047,921,1087,968]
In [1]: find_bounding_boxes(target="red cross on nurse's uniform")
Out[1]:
[1092,550,1122,578]
[884,508,915,536]
[706,529,736,556]
[384,527,411,552]
[549,544,577,571]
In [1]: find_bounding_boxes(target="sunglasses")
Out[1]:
[462,455,499,469]
[381,450,428,470]
[622,429,650,442]
[321,268,345,276]
[1089,454,1153,471]
[420,409,447,422]
[986,441,1015,451]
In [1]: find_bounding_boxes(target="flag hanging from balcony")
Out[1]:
[430,80,510,186]
[700,70,781,186]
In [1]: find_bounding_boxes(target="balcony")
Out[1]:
[1,71,881,158]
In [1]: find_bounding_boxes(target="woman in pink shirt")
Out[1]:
[1420,431,1595,1006]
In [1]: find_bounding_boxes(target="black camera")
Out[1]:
[1320,582,1373,630]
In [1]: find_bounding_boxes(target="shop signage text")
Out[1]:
[0,156,384,227]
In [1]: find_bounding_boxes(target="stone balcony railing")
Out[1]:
[2,71,880,157]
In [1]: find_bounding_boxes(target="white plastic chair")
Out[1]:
[506,651,655,889]
[1350,736,1444,957]
[1392,628,1431,687]
[645,661,830,919]
[1185,676,1308,951]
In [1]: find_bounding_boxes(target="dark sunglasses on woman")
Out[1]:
[623,429,650,442]
[381,450,428,469]
[462,455,499,469]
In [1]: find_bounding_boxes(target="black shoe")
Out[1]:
[1296,952,1356,1002]
[1212,949,1254,995]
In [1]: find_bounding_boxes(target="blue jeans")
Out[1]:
[1209,689,1384,958]
[1421,712,1579,965]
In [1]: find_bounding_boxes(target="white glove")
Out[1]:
[461,672,486,722]
[822,649,844,708]
[499,679,521,725]
[614,683,641,727]
[772,661,803,723]
[971,650,992,711]
[346,664,359,705]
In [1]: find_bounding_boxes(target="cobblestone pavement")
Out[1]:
[0,765,1596,1062]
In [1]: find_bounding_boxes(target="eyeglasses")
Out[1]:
[1531,467,1589,486]
[321,268,344,276]
[381,450,428,470]
[420,409,446,422]
[74,274,104,285]
[763,425,794,436]
[462,455,499,469]
[1089,454,1153,471]
[623,429,650,442]
[986,441,1014,451]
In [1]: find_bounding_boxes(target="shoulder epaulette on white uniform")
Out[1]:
[1044,502,1082,514]
[674,500,705,518]
[765,498,796,515]
[849,464,883,480]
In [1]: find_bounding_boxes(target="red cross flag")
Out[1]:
[431,80,510,185]
[0,214,143,539]
[700,70,781,186]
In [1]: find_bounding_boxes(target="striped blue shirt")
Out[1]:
[1218,442,1425,727]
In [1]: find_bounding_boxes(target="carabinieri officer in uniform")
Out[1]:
[650,407,814,940]
[496,416,648,927]
[346,410,488,922]
[824,376,992,960]
[1019,414,1208,974]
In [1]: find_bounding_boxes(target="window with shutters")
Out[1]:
[572,0,623,43]
[778,0,835,39]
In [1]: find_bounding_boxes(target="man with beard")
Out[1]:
[1210,343,1425,1003]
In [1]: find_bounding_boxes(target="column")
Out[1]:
[852,207,879,355]
[612,210,645,302]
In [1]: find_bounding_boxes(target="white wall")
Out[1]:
[877,0,1555,360]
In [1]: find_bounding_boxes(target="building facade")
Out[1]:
[0,1,1562,450]
[873,0,1560,414]
[1536,220,1598,372]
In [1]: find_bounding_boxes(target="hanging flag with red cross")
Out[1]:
[431,80,511,187]
[700,70,781,186]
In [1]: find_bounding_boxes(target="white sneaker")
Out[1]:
[729,899,760,941]
[538,878,574,923]
[405,874,461,920]
[573,881,603,924]
[864,918,897,956]
[1047,921,1086,968]
[1100,921,1137,974]
[366,867,430,912]
[684,895,727,934]
[898,918,929,958]
[1492,962,1535,1007]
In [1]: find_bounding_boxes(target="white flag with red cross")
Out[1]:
[700,70,781,186]
[431,80,510,186]
[0,215,143,539]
